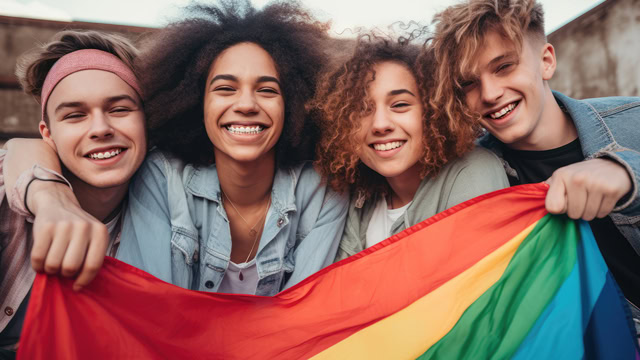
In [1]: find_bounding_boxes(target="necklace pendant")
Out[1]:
[239,271,244,281]
[249,229,257,237]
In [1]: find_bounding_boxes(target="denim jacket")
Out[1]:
[480,91,640,255]
[117,151,348,296]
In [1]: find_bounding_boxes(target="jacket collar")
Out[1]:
[183,163,297,214]
[552,90,614,157]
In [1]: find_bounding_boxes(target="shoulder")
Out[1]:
[289,161,348,211]
[430,147,508,194]
[293,161,322,186]
[554,91,640,118]
[449,147,504,172]
[582,96,640,116]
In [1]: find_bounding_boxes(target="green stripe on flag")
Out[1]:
[418,215,579,359]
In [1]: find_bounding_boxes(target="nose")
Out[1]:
[233,89,259,115]
[370,106,394,135]
[479,76,504,104]
[88,111,114,140]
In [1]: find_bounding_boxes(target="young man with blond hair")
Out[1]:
[428,0,640,334]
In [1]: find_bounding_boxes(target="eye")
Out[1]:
[496,63,513,73]
[459,79,476,92]
[257,87,280,95]
[110,107,132,115]
[391,102,410,109]
[213,86,235,93]
[62,112,85,120]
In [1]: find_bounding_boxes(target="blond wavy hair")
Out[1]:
[427,0,545,134]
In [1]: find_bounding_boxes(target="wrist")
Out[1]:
[27,179,76,217]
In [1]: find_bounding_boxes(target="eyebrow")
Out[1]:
[53,94,138,114]
[209,74,281,87]
[488,51,518,67]
[104,94,139,106]
[389,89,416,97]
[54,101,84,114]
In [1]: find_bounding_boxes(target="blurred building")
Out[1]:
[0,15,153,143]
[0,0,638,143]
[548,0,640,98]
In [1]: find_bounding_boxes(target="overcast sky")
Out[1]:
[1,0,605,36]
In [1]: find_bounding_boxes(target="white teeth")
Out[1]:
[89,148,122,159]
[372,141,404,151]
[226,125,264,135]
[490,102,517,119]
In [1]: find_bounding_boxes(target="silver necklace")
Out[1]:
[222,191,271,279]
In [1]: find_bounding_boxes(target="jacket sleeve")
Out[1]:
[284,183,348,289]
[594,146,640,217]
[117,152,195,288]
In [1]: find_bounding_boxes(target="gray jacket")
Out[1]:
[336,147,510,261]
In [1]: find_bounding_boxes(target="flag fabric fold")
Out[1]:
[17,183,639,359]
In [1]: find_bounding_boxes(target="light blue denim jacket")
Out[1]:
[117,150,348,296]
[480,91,640,255]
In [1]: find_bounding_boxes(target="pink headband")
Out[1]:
[40,49,142,121]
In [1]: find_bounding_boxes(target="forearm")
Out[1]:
[4,138,71,216]
[597,149,640,215]
[4,138,62,190]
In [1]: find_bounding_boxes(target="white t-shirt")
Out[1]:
[218,258,259,295]
[365,197,412,249]
[105,212,122,257]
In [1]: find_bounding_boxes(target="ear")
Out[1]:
[540,43,557,81]
[39,120,58,152]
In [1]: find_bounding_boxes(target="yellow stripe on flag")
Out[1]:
[312,221,538,360]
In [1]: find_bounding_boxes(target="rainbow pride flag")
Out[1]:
[18,184,639,359]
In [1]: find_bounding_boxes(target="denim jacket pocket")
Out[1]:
[170,228,198,289]
[198,247,228,292]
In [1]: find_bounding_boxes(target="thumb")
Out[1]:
[545,176,568,214]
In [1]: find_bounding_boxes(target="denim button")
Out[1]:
[277,218,285,227]
[4,307,14,316]
[205,280,214,289]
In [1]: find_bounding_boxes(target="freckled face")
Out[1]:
[42,70,146,189]
[203,42,285,165]
[356,61,424,181]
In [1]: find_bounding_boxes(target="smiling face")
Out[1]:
[462,30,557,150]
[203,42,285,165]
[355,61,424,181]
[42,69,147,189]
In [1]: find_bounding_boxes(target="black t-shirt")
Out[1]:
[503,138,640,308]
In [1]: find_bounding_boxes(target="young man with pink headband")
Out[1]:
[0,30,146,353]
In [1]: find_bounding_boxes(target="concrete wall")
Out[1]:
[0,16,153,141]
[548,0,640,99]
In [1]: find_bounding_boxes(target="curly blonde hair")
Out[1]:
[312,33,476,199]
[427,0,545,135]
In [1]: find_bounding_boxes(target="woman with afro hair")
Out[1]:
[312,34,508,261]
[9,0,348,296]
[113,0,348,295]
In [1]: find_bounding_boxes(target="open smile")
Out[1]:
[371,140,405,151]
[486,100,520,121]
[85,147,127,160]
[224,124,266,135]
[369,140,407,159]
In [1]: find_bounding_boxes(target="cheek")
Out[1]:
[465,90,480,111]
